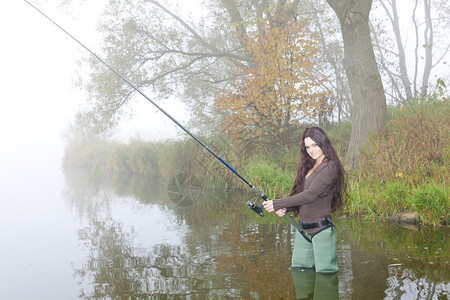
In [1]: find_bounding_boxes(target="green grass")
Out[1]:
[411,183,449,226]
[343,178,449,226]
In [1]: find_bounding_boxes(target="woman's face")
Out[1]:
[304,137,325,163]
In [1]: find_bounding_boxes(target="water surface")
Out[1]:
[1,162,448,299]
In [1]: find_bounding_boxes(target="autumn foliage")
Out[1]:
[215,16,330,147]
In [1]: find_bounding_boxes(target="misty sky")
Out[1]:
[0,1,189,174]
[0,1,82,179]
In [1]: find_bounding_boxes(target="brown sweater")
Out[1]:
[273,160,337,234]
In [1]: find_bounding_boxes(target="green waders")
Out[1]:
[291,226,338,273]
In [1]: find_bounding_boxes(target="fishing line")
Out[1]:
[23,0,303,233]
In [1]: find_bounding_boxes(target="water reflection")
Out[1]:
[75,215,221,298]
[385,265,448,299]
[335,217,449,299]
[291,268,338,300]
[64,169,449,299]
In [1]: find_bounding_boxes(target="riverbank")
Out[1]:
[63,100,449,226]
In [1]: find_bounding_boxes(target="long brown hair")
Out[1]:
[289,127,346,212]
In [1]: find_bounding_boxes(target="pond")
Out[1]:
[0,160,448,299]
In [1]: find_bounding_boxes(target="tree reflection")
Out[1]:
[75,217,141,298]
[215,223,297,298]
[75,215,242,298]
[336,217,450,299]
[385,266,449,299]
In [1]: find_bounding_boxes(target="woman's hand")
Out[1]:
[262,200,274,212]
[262,200,286,217]
[275,208,286,217]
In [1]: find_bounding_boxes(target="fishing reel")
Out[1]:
[246,198,264,217]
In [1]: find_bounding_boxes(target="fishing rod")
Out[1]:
[24,0,303,233]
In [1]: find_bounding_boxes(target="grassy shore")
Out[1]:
[64,100,449,226]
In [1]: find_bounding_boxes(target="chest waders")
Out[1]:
[292,216,338,273]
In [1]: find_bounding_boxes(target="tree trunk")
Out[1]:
[391,0,413,101]
[421,0,433,98]
[326,0,387,165]
[380,0,413,102]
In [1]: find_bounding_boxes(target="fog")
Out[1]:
[2,1,186,158]
[1,0,446,173]
[0,3,185,295]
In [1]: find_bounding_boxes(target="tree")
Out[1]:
[373,0,450,103]
[325,0,387,164]
[215,15,329,147]
[76,0,287,135]
[305,0,352,124]
[75,0,242,134]
[74,0,346,136]
[374,0,413,102]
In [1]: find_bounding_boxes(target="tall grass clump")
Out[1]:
[345,180,380,218]
[243,159,295,199]
[410,183,449,226]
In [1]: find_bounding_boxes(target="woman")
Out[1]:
[263,127,346,273]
